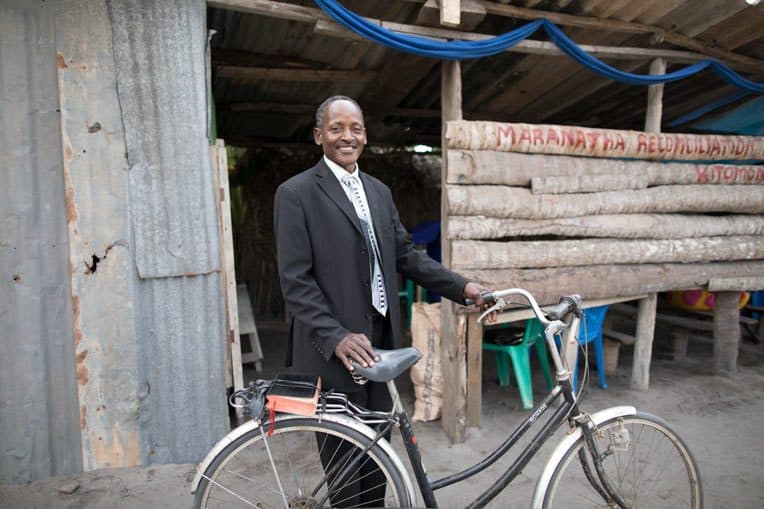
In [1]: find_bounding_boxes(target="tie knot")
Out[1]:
[342,174,358,188]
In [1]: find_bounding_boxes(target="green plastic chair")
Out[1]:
[482,319,553,410]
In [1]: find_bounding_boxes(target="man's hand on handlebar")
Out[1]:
[335,333,380,373]
[463,282,498,323]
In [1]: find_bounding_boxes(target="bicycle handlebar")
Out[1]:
[466,289,582,325]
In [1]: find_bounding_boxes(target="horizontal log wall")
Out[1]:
[444,121,764,304]
[447,150,764,186]
[446,121,764,161]
[447,214,764,240]
[447,185,764,218]
[452,236,764,270]
[531,174,648,194]
[462,261,764,306]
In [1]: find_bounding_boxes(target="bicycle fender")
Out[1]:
[191,413,417,504]
[531,405,637,509]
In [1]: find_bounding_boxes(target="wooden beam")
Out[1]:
[708,277,764,292]
[211,48,330,69]
[451,236,764,270]
[447,214,764,240]
[631,293,657,390]
[417,0,486,31]
[462,261,764,306]
[441,60,468,444]
[644,58,666,133]
[446,121,764,160]
[466,313,482,427]
[216,65,379,82]
[531,174,647,194]
[478,0,764,73]
[714,292,741,376]
[447,150,764,187]
[447,185,764,218]
[440,0,461,27]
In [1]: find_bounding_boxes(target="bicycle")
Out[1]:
[192,288,703,508]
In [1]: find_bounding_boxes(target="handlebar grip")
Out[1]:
[464,291,496,307]
[546,294,582,320]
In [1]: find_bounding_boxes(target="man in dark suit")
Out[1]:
[274,95,492,506]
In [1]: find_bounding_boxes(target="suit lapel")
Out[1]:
[314,159,364,237]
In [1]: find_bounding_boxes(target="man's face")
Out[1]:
[313,100,367,172]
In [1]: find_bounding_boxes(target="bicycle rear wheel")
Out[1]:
[543,412,702,508]
[194,416,411,508]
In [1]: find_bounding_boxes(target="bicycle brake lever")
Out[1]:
[478,298,506,324]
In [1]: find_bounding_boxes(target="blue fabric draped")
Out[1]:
[315,0,764,93]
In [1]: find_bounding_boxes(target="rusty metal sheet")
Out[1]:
[0,0,82,483]
[56,0,142,472]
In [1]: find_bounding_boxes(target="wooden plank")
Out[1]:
[708,276,764,292]
[447,185,764,218]
[531,174,648,194]
[440,60,467,443]
[417,0,485,31]
[209,143,233,390]
[446,150,764,187]
[468,295,648,325]
[216,65,379,82]
[644,58,666,133]
[445,121,764,160]
[378,20,706,63]
[602,329,635,346]
[216,140,245,404]
[447,214,764,240]
[466,313,482,427]
[714,292,741,376]
[462,261,764,306]
[631,293,657,390]
[440,0,461,27]
[452,236,764,270]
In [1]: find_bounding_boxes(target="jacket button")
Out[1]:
[361,247,368,254]
[365,313,372,320]
[363,280,370,287]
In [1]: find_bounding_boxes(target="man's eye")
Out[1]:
[352,128,363,135]
[329,127,341,133]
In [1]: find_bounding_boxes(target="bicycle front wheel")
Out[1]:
[194,416,412,508]
[543,412,702,508]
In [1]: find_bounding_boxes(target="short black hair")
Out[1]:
[315,95,364,128]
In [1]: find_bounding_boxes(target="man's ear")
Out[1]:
[313,127,322,145]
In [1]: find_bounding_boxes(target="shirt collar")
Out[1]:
[324,155,360,184]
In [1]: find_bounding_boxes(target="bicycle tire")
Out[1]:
[194,415,412,508]
[542,411,702,508]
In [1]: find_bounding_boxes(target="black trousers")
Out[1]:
[317,311,393,507]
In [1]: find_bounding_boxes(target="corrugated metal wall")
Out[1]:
[0,0,83,483]
[107,0,228,465]
[0,0,228,482]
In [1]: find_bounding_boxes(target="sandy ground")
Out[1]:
[3,319,764,508]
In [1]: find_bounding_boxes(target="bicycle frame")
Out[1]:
[346,289,627,508]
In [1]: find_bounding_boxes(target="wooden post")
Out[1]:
[440,60,468,443]
[631,293,657,390]
[713,292,740,376]
[644,58,666,133]
[440,0,461,26]
[630,59,664,391]
[466,313,482,427]
[214,140,245,419]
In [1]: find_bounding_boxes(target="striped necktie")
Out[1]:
[342,174,387,316]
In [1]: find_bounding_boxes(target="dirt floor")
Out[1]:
[3,318,764,508]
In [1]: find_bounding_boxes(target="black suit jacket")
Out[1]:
[274,159,469,391]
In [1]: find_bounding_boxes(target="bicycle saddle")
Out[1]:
[352,347,422,382]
